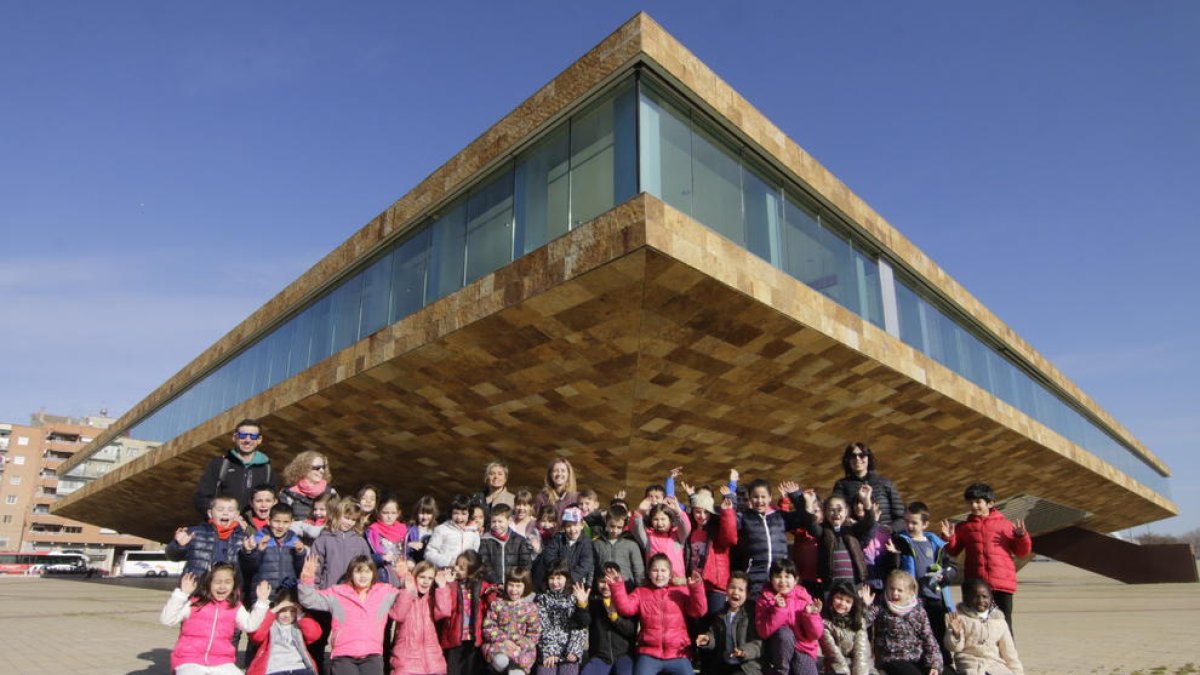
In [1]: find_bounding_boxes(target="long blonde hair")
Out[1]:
[541,457,577,502]
[282,450,334,487]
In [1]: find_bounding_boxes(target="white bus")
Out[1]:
[120,550,184,578]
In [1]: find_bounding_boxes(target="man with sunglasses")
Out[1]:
[192,418,278,516]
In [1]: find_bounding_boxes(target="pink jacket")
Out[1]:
[161,591,268,670]
[389,585,453,675]
[298,581,399,658]
[755,586,823,658]
[609,578,707,660]
[946,510,1032,594]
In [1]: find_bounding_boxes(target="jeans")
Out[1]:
[631,656,692,675]
[580,655,633,675]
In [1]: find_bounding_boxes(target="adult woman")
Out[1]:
[474,461,515,511]
[278,451,338,522]
[830,441,905,529]
[532,457,579,519]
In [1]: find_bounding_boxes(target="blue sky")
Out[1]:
[1,2,1196,534]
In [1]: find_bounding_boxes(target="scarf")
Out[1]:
[886,596,920,616]
[491,529,510,542]
[292,478,327,500]
[250,515,269,531]
[370,520,407,543]
[211,519,238,541]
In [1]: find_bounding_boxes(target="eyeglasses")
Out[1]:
[849,452,868,459]
[235,432,261,440]
[310,464,327,471]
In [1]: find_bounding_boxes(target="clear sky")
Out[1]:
[2,2,1196,534]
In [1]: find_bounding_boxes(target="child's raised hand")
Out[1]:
[242,535,258,552]
[805,598,822,614]
[729,468,739,483]
[237,515,251,531]
[939,519,954,540]
[668,466,683,479]
[719,484,732,497]
[696,634,711,647]
[778,480,800,496]
[802,489,818,506]
[613,489,626,502]
[391,556,411,579]
[604,567,623,586]
[178,572,197,596]
[679,480,695,497]
[720,496,734,511]
[947,612,964,637]
[637,497,653,514]
[1012,519,1027,537]
[434,568,454,588]
[256,580,272,602]
[884,539,899,554]
[664,495,680,511]
[858,585,875,606]
[572,581,589,605]
[293,539,306,553]
[174,527,195,547]
[671,576,687,587]
[858,483,873,502]
[301,554,320,580]
[687,569,703,586]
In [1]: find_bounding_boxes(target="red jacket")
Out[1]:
[755,585,823,658]
[945,510,1032,594]
[609,578,707,660]
[247,610,321,675]
[437,578,495,649]
[689,506,738,592]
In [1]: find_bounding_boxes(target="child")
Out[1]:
[856,500,893,592]
[390,560,455,675]
[697,571,761,675]
[298,554,403,675]
[245,484,279,533]
[366,495,408,584]
[356,483,381,523]
[160,562,271,675]
[292,493,331,546]
[863,571,942,675]
[427,495,482,569]
[483,566,541,675]
[577,488,604,536]
[582,563,638,675]
[818,581,874,675]
[168,495,249,578]
[479,504,536,586]
[686,487,738,619]
[944,579,1023,675]
[796,484,876,593]
[606,553,707,675]
[736,480,806,595]
[632,497,690,582]
[511,490,541,554]
[241,503,307,596]
[407,495,439,562]
[440,551,496,675]
[470,503,489,534]
[310,499,374,671]
[591,506,645,586]
[247,588,322,675]
[535,507,594,589]
[889,503,956,663]
[941,483,1031,634]
[754,559,822,675]
[536,506,561,551]
[536,561,590,675]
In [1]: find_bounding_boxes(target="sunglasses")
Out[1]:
[235,432,261,440]
[310,464,327,471]
[849,452,869,459]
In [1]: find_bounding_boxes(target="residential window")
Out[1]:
[9,476,20,485]
[12,456,24,465]
[1,515,11,524]
[4,495,16,505]
[17,437,28,446]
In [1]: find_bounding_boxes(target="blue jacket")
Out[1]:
[735,504,805,592]
[892,531,956,610]
[166,522,247,578]
[240,527,306,592]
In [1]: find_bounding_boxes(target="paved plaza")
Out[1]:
[1,561,1197,674]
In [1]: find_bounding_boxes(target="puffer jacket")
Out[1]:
[389,585,453,675]
[754,585,822,659]
[240,528,306,592]
[534,533,595,588]
[944,603,1023,675]
[945,510,1032,594]
[691,505,738,592]
[609,577,707,660]
[298,580,399,658]
[536,588,589,661]
[437,578,495,649]
[425,521,481,569]
[735,507,805,593]
[166,522,247,578]
[278,484,336,522]
[830,471,905,529]
[478,531,535,586]
[587,591,637,664]
[312,528,373,589]
[246,610,321,675]
[160,590,268,670]
[482,595,541,670]
[796,502,875,590]
[819,616,875,675]
[892,532,957,609]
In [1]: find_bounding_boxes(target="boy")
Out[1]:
[891,501,957,664]
[577,488,604,536]
[942,482,1031,633]
[591,506,645,586]
[534,506,594,588]
[425,495,481,568]
[478,503,534,585]
[167,494,247,578]
[241,503,307,593]
[243,484,278,532]
[698,571,762,675]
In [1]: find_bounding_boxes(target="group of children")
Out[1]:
[162,451,1030,675]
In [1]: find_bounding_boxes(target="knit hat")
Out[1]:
[690,492,717,515]
[561,507,583,523]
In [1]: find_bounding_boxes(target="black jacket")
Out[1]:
[534,533,595,589]
[587,590,638,664]
[734,507,805,593]
[700,604,762,675]
[830,471,905,529]
[239,528,306,591]
[166,522,247,578]
[478,531,535,586]
[193,450,276,516]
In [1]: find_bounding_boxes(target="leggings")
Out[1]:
[536,663,581,675]
[330,654,384,675]
[879,661,930,675]
[764,627,819,675]
[580,655,634,675]
[631,656,692,675]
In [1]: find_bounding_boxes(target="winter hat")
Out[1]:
[690,493,717,515]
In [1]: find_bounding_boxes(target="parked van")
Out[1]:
[119,550,183,577]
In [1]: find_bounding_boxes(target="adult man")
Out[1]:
[193,418,277,515]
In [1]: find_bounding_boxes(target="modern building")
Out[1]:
[1,413,154,571]
[54,14,1190,581]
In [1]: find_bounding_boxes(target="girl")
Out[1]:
[440,551,496,675]
[735,479,806,595]
[944,580,1023,675]
[292,493,331,546]
[247,589,322,675]
[684,486,737,618]
[818,581,875,675]
[754,559,823,675]
[299,554,402,675]
[278,451,337,522]
[310,500,374,671]
[533,458,579,519]
[390,560,455,675]
[366,495,408,584]
[407,495,439,562]
[863,571,942,675]
[161,562,271,675]
[356,483,382,524]
[511,490,541,554]
[581,563,637,675]
[535,506,560,551]
[796,485,876,593]
[536,561,590,675]
[606,553,707,675]
[483,567,541,675]
[632,497,691,581]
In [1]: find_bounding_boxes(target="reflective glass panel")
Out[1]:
[514,126,569,255]
[465,169,515,283]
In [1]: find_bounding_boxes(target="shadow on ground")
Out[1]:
[127,648,172,675]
